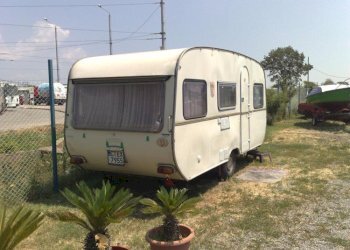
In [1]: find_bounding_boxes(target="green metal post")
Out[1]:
[48,59,59,192]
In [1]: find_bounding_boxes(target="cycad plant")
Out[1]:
[0,205,44,250]
[140,186,199,241]
[49,180,140,250]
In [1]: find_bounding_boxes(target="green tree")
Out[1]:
[3,84,18,97]
[303,81,317,90]
[303,81,317,94]
[323,78,334,85]
[266,88,286,124]
[261,46,313,117]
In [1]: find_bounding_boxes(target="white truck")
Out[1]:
[34,82,66,105]
[65,47,266,181]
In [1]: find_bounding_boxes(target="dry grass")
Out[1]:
[17,117,350,249]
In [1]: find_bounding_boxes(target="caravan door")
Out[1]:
[240,66,251,153]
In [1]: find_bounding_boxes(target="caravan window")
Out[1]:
[72,80,165,132]
[253,83,264,109]
[183,80,207,119]
[218,82,236,110]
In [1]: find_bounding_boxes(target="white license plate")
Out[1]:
[107,150,125,166]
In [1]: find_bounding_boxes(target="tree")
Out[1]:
[261,46,313,117]
[303,81,317,93]
[323,78,334,85]
[303,81,317,90]
[3,84,18,97]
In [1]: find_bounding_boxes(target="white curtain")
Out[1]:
[73,81,164,132]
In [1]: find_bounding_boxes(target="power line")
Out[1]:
[312,68,350,79]
[0,39,108,44]
[117,5,160,43]
[5,33,159,54]
[0,23,155,35]
[0,68,47,71]
[0,2,158,8]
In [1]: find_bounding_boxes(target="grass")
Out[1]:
[0,125,64,154]
[9,117,350,249]
[0,125,79,204]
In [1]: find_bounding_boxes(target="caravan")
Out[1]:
[65,47,266,180]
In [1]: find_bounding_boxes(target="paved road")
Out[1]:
[0,105,65,132]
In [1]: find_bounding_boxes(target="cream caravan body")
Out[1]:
[65,47,266,181]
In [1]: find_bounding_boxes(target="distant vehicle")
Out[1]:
[5,95,19,108]
[0,86,6,114]
[65,47,267,181]
[34,82,66,105]
[298,83,350,125]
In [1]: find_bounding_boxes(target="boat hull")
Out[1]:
[307,87,350,113]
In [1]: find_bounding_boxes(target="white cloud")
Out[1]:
[0,20,88,82]
[0,33,14,60]
[61,47,87,61]
[1,20,86,61]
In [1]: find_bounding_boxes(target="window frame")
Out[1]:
[71,78,166,133]
[253,83,264,109]
[217,81,237,111]
[182,79,207,120]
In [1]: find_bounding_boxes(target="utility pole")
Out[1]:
[98,5,113,55]
[44,18,60,82]
[307,57,310,82]
[54,26,60,82]
[160,0,166,50]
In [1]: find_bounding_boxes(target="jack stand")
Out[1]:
[246,149,272,163]
[164,176,175,188]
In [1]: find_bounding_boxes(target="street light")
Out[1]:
[98,4,113,55]
[43,18,60,83]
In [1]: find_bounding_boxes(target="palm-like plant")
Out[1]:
[140,186,199,241]
[0,205,44,250]
[48,180,140,250]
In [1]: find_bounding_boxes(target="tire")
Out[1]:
[219,153,237,181]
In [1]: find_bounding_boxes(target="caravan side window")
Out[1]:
[183,80,207,119]
[218,82,236,110]
[253,83,264,109]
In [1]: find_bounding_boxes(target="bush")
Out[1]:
[266,89,287,125]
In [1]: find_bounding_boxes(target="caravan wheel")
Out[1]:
[219,153,237,181]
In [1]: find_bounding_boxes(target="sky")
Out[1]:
[0,0,349,86]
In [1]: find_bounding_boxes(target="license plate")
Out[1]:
[107,150,125,166]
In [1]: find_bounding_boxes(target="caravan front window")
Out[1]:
[72,80,165,132]
[183,80,207,119]
[218,82,236,110]
[253,83,264,109]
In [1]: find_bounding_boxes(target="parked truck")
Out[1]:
[34,82,66,105]
[65,47,266,181]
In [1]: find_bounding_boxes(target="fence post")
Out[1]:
[48,59,59,192]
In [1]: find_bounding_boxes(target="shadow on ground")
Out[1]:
[294,119,350,133]
[28,156,257,211]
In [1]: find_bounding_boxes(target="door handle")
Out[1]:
[168,116,173,132]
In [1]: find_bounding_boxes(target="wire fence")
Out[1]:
[0,82,68,204]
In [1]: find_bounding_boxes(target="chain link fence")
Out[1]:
[0,82,70,204]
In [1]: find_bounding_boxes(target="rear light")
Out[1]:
[157,165,175,175]
[70,155,87,165]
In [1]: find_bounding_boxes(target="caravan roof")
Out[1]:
[69,48,186,79]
